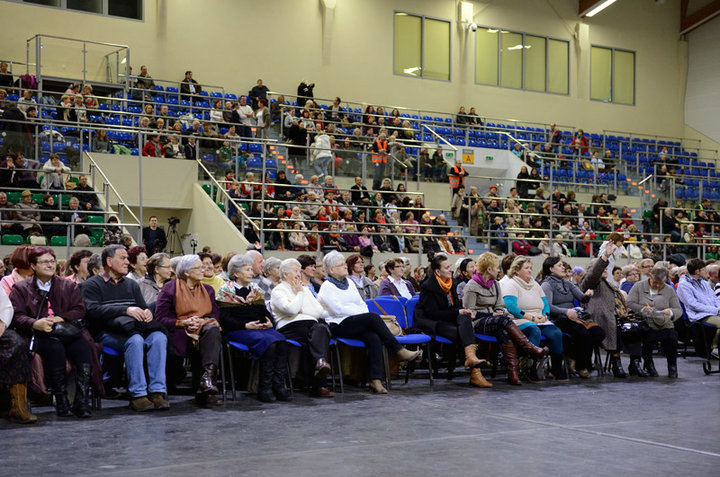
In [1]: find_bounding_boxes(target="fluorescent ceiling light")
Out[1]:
[584,0,617,17]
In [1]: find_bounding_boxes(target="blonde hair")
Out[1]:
[476,252,500,276]
[508,256,533,278]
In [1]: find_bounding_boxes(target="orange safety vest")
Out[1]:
[371,140,388,164]
[449,165,465,189]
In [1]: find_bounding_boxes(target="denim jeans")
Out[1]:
[522,323,563,354]
[314,155,331,177]
[99,331,167,397]
[372,162,386,190]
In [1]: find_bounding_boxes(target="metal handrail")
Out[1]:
[84,152,141,224]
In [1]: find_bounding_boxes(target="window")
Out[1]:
[15,0,143,20]
[591,46,635,105]
[393,12,451,81]
[475,27,569,95]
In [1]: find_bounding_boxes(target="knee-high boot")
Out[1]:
[257,355,276,403]
[271,343,291,402]
[501,342,521,385]
[47,367,72,417]
[8,383,37,424]
[506,323,549,358]
[72,363,93,418]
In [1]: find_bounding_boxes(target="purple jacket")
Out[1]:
[343,233,361,250]
[154,280,219,357]
[378,277,416,298]
[676,274,720,322]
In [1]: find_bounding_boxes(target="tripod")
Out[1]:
[166,223,184,255]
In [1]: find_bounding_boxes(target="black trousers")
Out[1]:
[474,313,514,343]
[331,313,402,380]
[643,328,678,366]
[196,324,221,368]
[34,334,92,374]
[280,320,330,362]
[554,317,606,370]
[436,313,509,348]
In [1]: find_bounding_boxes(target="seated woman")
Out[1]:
[198,253,226,294]
[0,287,36,424]
[626,265,681,378]
[463,253,548,385]
[125,245,148,282]
[378,258,417,299]
[453,257,475,299]
[502,256,566,381]
[541,256,605,379]
[10,247,96,418]
[1,245,34,296]
[580,241,632,378]
[65,249,93,285]
[346,254,378,300]
[317,251,420,394]
[138,253,173,307]
[414,254,493,388]
[155,255,223,405]
[270,258,334,397]
[216,254,290,403]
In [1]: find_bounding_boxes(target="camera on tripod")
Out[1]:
[168,216,180,227]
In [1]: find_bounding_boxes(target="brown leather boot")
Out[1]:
[198,364,219,395]
[501,342,522,385]
[8,383,37,424]
[464,344,484,367]
[469,367,492,388]
[506,323,549,358]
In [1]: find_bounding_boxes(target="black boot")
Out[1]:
[526,357,545,383]
[628,356,648,377]
[271,343,291,402]
[257,357,276,403]
[643,357,659,377]
[48,367,72,417]
[550,353,568,381]
[72,364,93,418]
[667,362,678,379]
[610,355,627,378]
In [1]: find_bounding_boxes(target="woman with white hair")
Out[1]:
[316,251,420,394]
[271,258,334,397]
[259,257,282,294]
[216,253,290,403]
[154,254,222,405]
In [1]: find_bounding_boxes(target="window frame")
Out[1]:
[474,26,570,96]
[4,0,145,22]
[590,44,636,106]
[392,11,452,82]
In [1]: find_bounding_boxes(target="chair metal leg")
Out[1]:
[286,363,294,400]
[382,347,391,392]
[427,342,434,386]
[331,343,344,394]
[594,347,604,377]
[219,343,227,402]
[227,344,237,401]
[490,343,498,378]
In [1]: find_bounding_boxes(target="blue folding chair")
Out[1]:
[366,296,433,385]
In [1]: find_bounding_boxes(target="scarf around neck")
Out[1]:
[512,275,536,291]
[175,279,212,321]
[472,272,495,289]
[435,272,455,305]
[327,275,349,290]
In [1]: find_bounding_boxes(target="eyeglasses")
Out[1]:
[189,266,206,271]
[156,265,172,269]
[36,259,57,266]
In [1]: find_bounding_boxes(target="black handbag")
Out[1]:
[35,290,84,343]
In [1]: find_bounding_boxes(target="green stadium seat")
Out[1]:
[32,193,44,205]
[91,230,104,246]
[87,216,104,224]
[6,192,21,204]
[1,234,24,245]
[202,184,212,195]
[216,202,225,212]
[50,236,68,246]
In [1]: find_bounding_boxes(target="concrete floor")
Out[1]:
[1,356,718,477]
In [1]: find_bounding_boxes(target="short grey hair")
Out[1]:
[87,253,102,274]
[264,257,281,276]
[170,256,182,271]
[280,258,301,279]
[176,254,200,279]
[621,264,638,276]
[650,265,668,283]
[323,250,345,272]
[227,253,255,280]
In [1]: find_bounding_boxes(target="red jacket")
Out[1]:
[142,140,164,157]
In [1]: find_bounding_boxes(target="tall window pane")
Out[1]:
[547,39,569,94]
[475,28,498,85]
[500,31,522,89]
[393,13,422,77]
[591,46,612,102]
[524,35,546,92]
[614,50,635,105]
[109,0,143,20]
[424,18,450,81]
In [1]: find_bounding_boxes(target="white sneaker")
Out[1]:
[711,348,719,359]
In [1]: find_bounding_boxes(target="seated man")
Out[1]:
[11,152,40,189]
[81,244,169,412]
[676,258,720,359]
[74,174,102,211]
[180,70,202,103]
[14,190,42,237]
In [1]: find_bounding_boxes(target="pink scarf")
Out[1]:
[471,272,495,289]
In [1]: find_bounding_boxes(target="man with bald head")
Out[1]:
[707,263,720,296]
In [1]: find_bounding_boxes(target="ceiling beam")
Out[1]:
[579,0,601,16]
[681,0,720,35]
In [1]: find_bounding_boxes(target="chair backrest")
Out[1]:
[365,296,408,328]
[405,295,420,328]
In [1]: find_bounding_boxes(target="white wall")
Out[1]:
[685,15,720,145]
[1,0,687,138]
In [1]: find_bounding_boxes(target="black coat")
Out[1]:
[414,273,462,335]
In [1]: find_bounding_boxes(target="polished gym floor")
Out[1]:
[2,355,718,476]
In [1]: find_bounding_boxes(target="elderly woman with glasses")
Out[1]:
[216,253,290,403]
[10,247,98,418]
[378,258,417,299]
[620,264,640,294]
[270,258,334,397]
[317,251,420,394]
[154,255,222,405]
[626,265,682,378]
